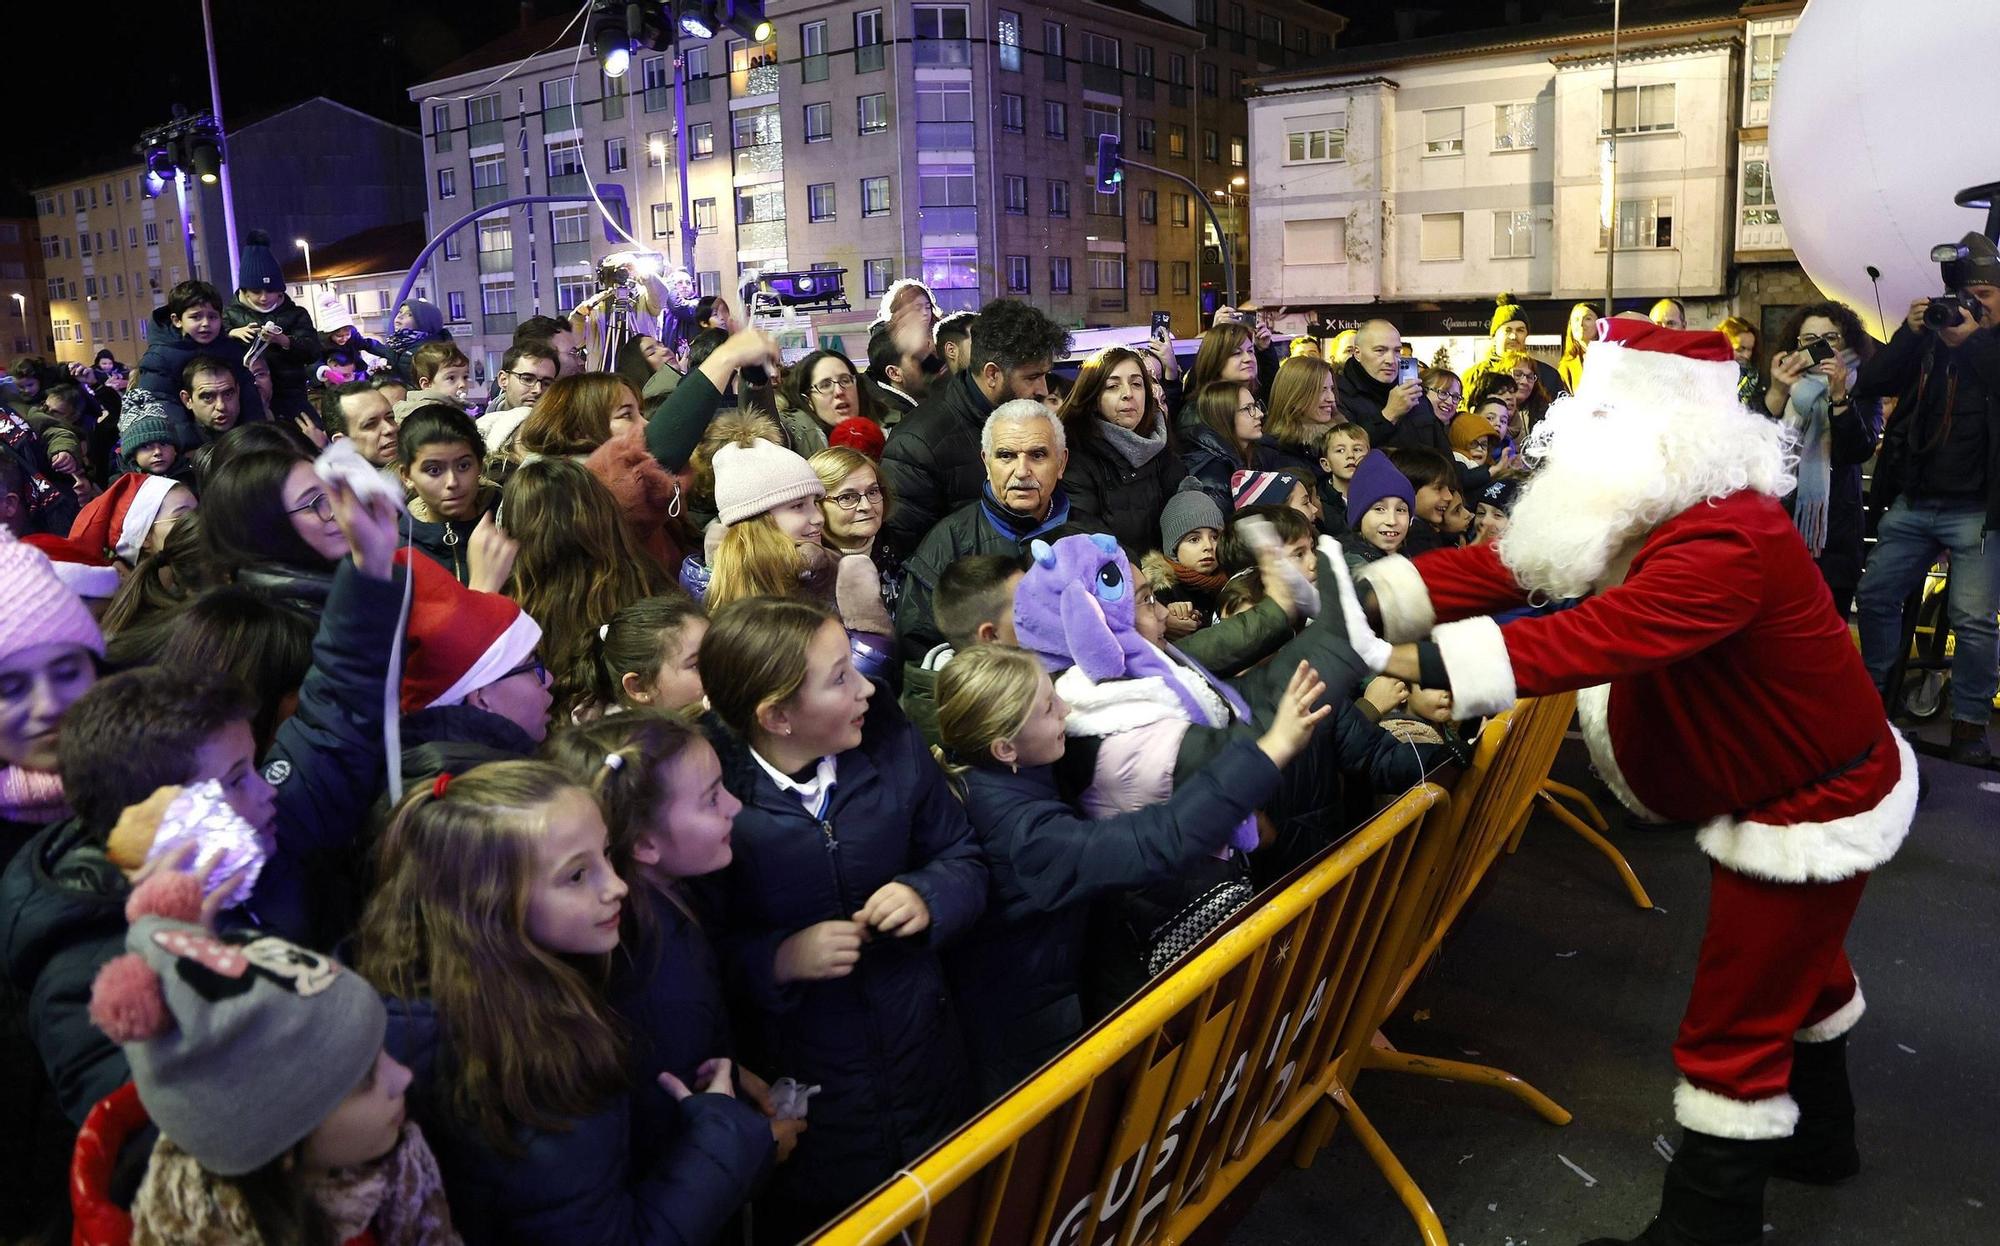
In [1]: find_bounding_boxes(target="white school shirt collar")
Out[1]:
[749,749,840,814]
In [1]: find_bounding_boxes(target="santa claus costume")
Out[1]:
[1356,318,1917,1246]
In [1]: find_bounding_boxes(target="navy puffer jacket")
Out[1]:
[701,690,987,1224]
[133,306,268,447]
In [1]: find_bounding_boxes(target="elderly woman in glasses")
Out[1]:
[812,445,903,678]
[777,348,886,457]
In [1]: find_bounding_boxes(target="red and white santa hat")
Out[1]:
[1571,316,1742,418]
[20,533,121,600]
[69,473,181,565]
[399,570,544,713]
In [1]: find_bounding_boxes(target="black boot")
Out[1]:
[1772,1036,1860,1184]
[1948,720,1993,767]
[1579,1129,1775,1245]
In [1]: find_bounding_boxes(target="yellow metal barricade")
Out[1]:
[811,783,1450,1246]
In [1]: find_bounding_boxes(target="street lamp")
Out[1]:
[295,238,313,285]
[648,139,669,234]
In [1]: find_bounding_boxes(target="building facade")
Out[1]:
[405,0,1343,377]
[278,221,430,346]
[1244,1,1823,357]
[0,218,51,360]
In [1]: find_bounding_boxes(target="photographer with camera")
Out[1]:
[1852,232,2000,765]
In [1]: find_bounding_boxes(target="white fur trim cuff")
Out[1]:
[1356,554,1436,644]
[1432,616,1516,719]
[1796,980,1865,1042]
[1674,1081,1800,1140]
[1695,730,1917,884]
[1575,684,1664,823]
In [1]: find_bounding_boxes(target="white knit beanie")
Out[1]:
[712,438,826,526]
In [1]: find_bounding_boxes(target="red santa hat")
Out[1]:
[69,474,182,565]
[399,571,544,713]
[20,533,121,600]
[1570,316,1742,418]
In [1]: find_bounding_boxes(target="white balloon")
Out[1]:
[1770,0,2000,342]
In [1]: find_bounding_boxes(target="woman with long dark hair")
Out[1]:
[1185,321,1259,410]
[1764,300,1879,618]
[1179,380,1269,512]
[1057,347,1186,555]
[199,445,353,612]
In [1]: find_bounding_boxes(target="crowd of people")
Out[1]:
[0,208,1988,1246]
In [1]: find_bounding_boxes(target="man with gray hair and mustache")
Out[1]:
[1349,315,1917,1246]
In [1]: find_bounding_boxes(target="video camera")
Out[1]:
[1926,180,2000,329]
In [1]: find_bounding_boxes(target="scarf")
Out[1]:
[978,483,1072,544]
[132,1122,461,1246]
[1096,417,1168,469]
[1165,555,1227,595]
[0,765,68,825]
[1780,356,1856,559]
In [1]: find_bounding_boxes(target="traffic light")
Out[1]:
[1095,133,1123,194]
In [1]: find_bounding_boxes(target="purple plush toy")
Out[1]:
[1014,533,1223,726]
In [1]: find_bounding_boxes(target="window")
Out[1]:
[651,203,673,238]
[697,271,721,297]
[472,153,506,206]
[1089,257,1124,290]
[865,259,893,298]
[556,274,594,313]
[545,138,586,188]
[1492,210,1535,258]
[1749,32,1789,103]
[1229,137,1245,167]
[480,282,514,317]
[1202,129,1219,162]
[998,10,1021,72]
[444,232,463,261]
[1001,93,1025,133]
[1136,44,1154,82]
[1742,160,1781,228]
[1138,189,1157,223]
[468,92,502,145]
[1170,193,1190,227]
[918,83,974,147]
[145,222,161,246]
[1423,108,1464,156]
[1602,196,1675,250]
[732,105,781,149]
[540,77,577,132]
[601,70,625,120]
[801,20,829,82]
[693,198,718,233]
[446,291,467,322]
[1043,21,1065,81]
[1049,257,1071,293]
[431,103,452,152]
[1257,14,1280,42]
[804,102,832,142]
[1045,100,1067,138]
[1230,70,1245,100]
[920,172,976,226]
[550,206,590,260]
[859,94,889,134]
[1048,179,1070,217]
[1136,117,1156,153]
[1169,53,1187,86]
[1007,255,1030,293]
[1200,62,1217,97]
[79,233,90,257]
[476,218,513,275]
[856,9,884,73]
[1419,212,1464,261]
[914,4,971,67]
[736,187,784,225]
[690,122,714,158]
[1167,125,1187,159]
[1600,83,1676,135]
[605,136,628,171]
[1084,31,1118,68]
[1004,175,1028,214]
[437,168,457,199]
[808,182,836,222]
[1171,261,1190,294]
[1084,106,1119,142]
[862,176,891,217]
[1137,259,1157,294]
[685,45,711,100]
[1493,101,1535,151]
[641,54,670,111]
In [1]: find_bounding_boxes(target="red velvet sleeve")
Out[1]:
[1413,542,1533,622]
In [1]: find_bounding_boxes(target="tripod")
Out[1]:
[593,281,643,374]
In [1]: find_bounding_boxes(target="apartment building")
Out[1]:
[1244,0,1804,356]
[1731,1,1811,345]
[0,218,50,359]
[278,221,430,344]
[406,0,1342,376]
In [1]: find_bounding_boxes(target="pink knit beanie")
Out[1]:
[0,527,105,661]
[712,438,826,526]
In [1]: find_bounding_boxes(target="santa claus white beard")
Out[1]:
[1497,395,1795,600]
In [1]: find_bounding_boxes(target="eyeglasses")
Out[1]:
[1509,371,1536,383]
[1797,332,1846,348]
[810,373,858,397]
[1426,387,1461,403]
[503,370,554,389]
[285,491,334,523]
[1236,401,1265,416]
[828,485,884,511]
[498,655,549,686]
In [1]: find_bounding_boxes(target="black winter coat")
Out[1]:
[385,995,773,1246]
[1061,428,1186,559]
[702,692,987,1221]
[0,560,402,1124]
[134,307,269,448]
[222,296,321,417]
[407,487,503,585]
[1178,423,1251,513]
[895,490,1100,661]
[1337,358,1449,456]
[949,736,1280,1099]
[1856,322,2000,534]
[879,371,997,556]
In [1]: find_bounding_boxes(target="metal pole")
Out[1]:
[198,0,241,289]
[1604,0,1620,316]
[174,173,199,278]
[1124,155,1236,309]
[674,50,697,278]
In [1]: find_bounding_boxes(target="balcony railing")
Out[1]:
[916,205,978,234]
[856,44,884,74]
[546,172,588,196]
[483,311,517,334]
[469,119,503,147]
[476,247,513,275]
[730,65,780,99]
[553,239,593,266]
[916,38,971,67]
[1082,63,1122,95]
[733,144,785,178]
[472,182,508,209]
[916,122,975,149]
[1044,51,1066,82]
[544,103,578,133]
[643,85,671,113]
